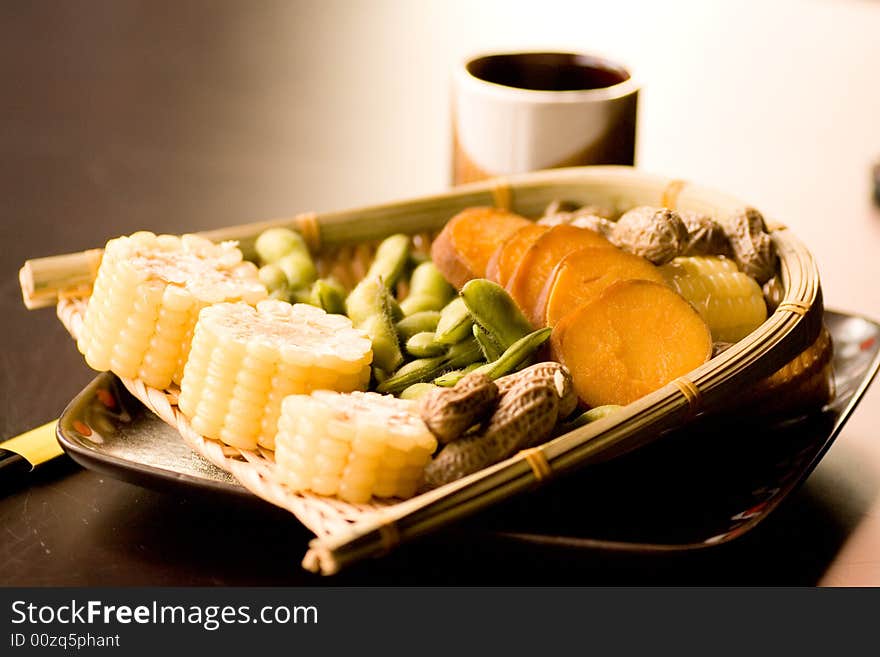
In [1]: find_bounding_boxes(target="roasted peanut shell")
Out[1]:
[724,207,777,284]
[610,206,689,265]
[418,372,500,444]
[680,211,732,257]
[423,377,560,488]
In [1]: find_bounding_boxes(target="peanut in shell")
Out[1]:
[496,361,578,420]
[423,376,560,488]
[418,372,499,444]
[724,207,777,284]
[610,206,689,265]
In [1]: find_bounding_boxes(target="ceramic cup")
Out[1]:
[452,51,639,184]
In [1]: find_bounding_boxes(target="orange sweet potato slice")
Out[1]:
[537,246,668,327]
[485,223,550,286]
[505,224,615,326]
[550,279,712,407]
[431,207,531,289]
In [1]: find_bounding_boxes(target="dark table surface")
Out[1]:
[2,0,879,586]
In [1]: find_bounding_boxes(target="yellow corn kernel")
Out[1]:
[275,391,437,503]
[660,256,767,342]
[747,326,835,414]
[77,232,267,390]
[177,300,372,451]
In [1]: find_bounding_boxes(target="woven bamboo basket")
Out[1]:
[21,166,824,574]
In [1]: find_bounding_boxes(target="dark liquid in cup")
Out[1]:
[467,52,629,92]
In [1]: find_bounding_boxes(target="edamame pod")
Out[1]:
[278,251,318,289]
[377,337,483,395]
[434,297,473,345]
[387,295,404,323]
[461,278,534,350]
[444,336,484,369]
[345,276,393,326]
[400,295,443,316]
[559,405,623,432]
[366,234,411,289]
[433,362,482,387]
[400,382,441,401]
[473,324,503,361]
[471,328,552,380]
[255,227,309,264]
[309,278,346,315]
[258,263,288,292]
[395,311,441,341]
[406,332,448,358]
[399,262,455,315]
[376,355,448,394]
[361,314,404,372]
[344,276,403,372]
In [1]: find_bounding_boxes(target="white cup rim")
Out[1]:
[456,50,639,103]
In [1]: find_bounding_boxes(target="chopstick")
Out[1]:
[0,420,63,483]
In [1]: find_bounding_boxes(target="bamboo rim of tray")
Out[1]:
[40,166,822,574]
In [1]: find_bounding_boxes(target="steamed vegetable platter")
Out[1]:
[71,200,831,505]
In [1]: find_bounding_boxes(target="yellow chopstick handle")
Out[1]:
[0,420,63,467]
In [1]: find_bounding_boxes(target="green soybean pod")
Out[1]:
[278,251,318,289]
[559,405,623,433]
[471,328,552,380]
[376,355,448,394]
[444,336,483,370]
[345,276,390,327]
[258,263,289,292]
[401,262,455,315]
[366,234,411,289]
[254,227,309,264]
[433,362,482,387]
[460,278,534,351]
[578,404,622,424]
[387,295,404,323]
[309,278,346,315]
[400,382,441,401]
[406,332,448,358]
[473,324,503,361]
[396,311,441,341]
[361,314,404,373]
[399,295,442,316]
[434,297,473,345]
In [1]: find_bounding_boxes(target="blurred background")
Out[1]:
[4,0,877,309]
[2,0,879,583]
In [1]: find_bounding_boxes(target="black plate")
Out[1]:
[57,310,880,550]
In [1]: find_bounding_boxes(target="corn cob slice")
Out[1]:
[77,232,267,390]
[746,326,835,416]
[660,256,767,342]
[275,391,437,503]
[178,300,372,451]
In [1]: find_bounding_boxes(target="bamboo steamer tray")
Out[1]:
[22,166,824,574]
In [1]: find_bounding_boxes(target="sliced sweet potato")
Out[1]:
[485,223,550,286]
[431,207,531,289]
[505,224,615,326]
[550,279,711,407]
[537,246,668,327]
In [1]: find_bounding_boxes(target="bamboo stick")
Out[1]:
[19,249,104,310]
[18,166,739,309]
